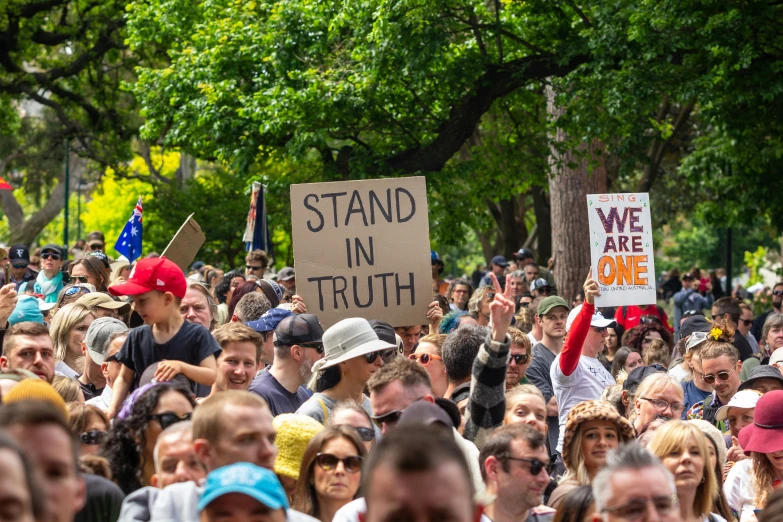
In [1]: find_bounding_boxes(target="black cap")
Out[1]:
[86,250,111,269]
[88,231,105,242]
[274,314,324,345]
[398,401,453,429]
[623,364,666,393]
[738,365,783,392]
[679,315,712,340]
[41,244,64,257]
[8,244,30,264]
[515,248,535,260]
[368,320,396,346]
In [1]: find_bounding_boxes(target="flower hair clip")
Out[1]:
[710,327,722,341]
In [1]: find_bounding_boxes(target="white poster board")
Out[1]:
[290,176,431,328]
[587,193,656,307]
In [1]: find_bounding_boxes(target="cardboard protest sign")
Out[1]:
[161,214,206,273]
[290,176,431,328]
[587,193,656,307]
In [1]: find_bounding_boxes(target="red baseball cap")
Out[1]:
[108,256,187,299]
[739,389,783,455]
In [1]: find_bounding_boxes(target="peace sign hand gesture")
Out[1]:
[489,273,515,342]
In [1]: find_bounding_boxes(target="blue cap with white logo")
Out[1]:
[197,463,289,512]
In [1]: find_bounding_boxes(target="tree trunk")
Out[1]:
[1,155,86,246]
[531,185,551,263]
[546,86,607,302]
[176,152,197,185]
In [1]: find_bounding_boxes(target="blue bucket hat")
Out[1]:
[197,463,289,512]
[246,308,294,333]
[8,295,44,325]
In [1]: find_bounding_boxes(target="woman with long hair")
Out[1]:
[724,390,783,521]
[101,383,196,493]
[689,419,735,522]
[548,400,635,508]
[503,385,548,435]
[467,286,493,327]
[50,303,97,378]
[553,485,595,522]
[609,346,642,381]
[68,256,109,292]
[66,403,109,457]
[227,280,261,319]
[291,426,367,522]
[599,323,625,373]
[649,420,727,522]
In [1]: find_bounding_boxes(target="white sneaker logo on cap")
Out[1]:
[157,279,165,286]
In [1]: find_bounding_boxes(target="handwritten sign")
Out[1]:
[290,177,431,328]
[587,193,656,307]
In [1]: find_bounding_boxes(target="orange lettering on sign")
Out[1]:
[598,255,649,286]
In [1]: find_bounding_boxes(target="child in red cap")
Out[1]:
[106,256,219,418]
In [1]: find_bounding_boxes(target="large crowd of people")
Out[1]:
[1,239,783,522]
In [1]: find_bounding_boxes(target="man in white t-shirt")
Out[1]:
[550,271,615,455]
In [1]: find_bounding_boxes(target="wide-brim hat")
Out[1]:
[739,389,783,455]
[561,400,635,469]
[738,365,783,392]
[319,318,396,369]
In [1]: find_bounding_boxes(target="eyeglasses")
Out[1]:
[510,353,530,365]
[703,367,737,384]
[593,326,607,334]
[365,349,395,364]
[68,275,89,284]
[299,342,324,354]
[640,397,685,414]
[64,286,91,296]
[41,252,62,260]
[741,319,753,327]
[351,426,376,442]
[408,352,442,366]
[79,430,107,445]
[315,453,363,473]
[504,456,554,476]
[601,495,678,521]
[148,412,193,430]
[246,265,263,271]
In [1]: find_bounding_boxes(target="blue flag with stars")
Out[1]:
[114,197,143,263]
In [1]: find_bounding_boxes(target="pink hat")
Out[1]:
[739,389,783,455]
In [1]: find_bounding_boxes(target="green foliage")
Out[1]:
[744,247,768,287]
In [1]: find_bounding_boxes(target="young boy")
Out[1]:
[107,256,219,418]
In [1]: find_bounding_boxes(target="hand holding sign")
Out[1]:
[489,274,515,342]
[426,300,443,333]
[583,269,601,305]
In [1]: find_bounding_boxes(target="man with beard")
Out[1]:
[249,314,325,415]
[0,322,55,382]
[205,322,264,397]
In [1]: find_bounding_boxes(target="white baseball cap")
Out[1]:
[715,389,763,422]
[566,304,614,332]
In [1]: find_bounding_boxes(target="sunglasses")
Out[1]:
[408,352,442,366]
[593,326,607,334]
[80,430,107,445]
[510,353,530,365]
[246,265,264,271]
[315,453,364,473]
[639,315,661,325]
[299,342,324,354]
[519,301,531,308]
[89,244,104,251]
[741,319,753,327]
[353,426,376,442]
[371,409,405,428]
[505,456,554,476]
[68,275,89,284]
[11,263,27,269]
[41,252,62,260]
[682,310,703,318]
[365,349,395,364]
[148,412,193,430]
[703,367,736,385]
[774,290,783,296]
[64,286,91,296]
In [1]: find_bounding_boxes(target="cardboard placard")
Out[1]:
[587,193,656,307]
[161,214,206,273]
[290,176,431,328]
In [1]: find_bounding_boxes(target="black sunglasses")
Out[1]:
[505,456,554,476]
[11,263,27,269]
[682,310,703,318]
[299,342,324,354]
[80,430,107,445]
[352,426,375,442]
[68,275,89,284]
[639,315,661,325]
[741,319,753,327]
[41,252,62,260]
[371,409,404,428]
[510,353,530,365]
[774,290,783,297]
[148,412,192,430]
[315,453,364,473]
[246,265,264,271]
[365,349,395,364]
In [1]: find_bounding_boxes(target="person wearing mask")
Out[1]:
[296,317,395,423]
[526,295,570,458]
[751,282,783,342]
[292,426,366,522]
[150,421,206,489]
[480,423,557,522]
[0,401,87,522]
[590,443,680,522]
[686,322,743,428]
[551,271,615,457]
[632,372,684,434]
[724,390,783,521]
[649,420,726,522]
[0,244,38,290]
[548,400,635,508]
[197,463,290,522]
[0,322,55,382]
[409,333,449,397]
[252,314,325,415]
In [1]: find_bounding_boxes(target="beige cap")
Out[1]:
[76,292,131,315]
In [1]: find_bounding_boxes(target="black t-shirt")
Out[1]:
[74,473,125,522]
[249,370,310,416]
[80,381,103,402]
[116,321,221,391]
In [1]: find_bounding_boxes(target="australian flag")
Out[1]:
[114,197,143,263]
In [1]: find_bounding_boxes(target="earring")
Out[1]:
[701,477,705,484]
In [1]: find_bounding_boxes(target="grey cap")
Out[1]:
[277,267,295,281]
[85,317,129,365]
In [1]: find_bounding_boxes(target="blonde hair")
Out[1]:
[504,385,545,419]
[752,451,778,508]
[629,373,683,426]
[644,339,671,367]
[49,303,96,363]
[53,376,83,403]
[418,334,447,356]
[468,286,492,315]
[507,327,532,355]
[649,421,718,517]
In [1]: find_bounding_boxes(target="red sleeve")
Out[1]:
[613,306,624,328]
[561,303,594,376]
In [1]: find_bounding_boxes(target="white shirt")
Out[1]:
[668,364,690,384]
[527,332,540,347]
[55,361,79,378]
[86,385,113,412]
[551,354,615,453]
[724,459,758,522]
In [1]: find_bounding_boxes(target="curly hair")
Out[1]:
[622,323,672,353]
[214,270,245,305]
[438,310,468,334]
[228,280,259,318]
[100,383,195,494]
[467,286,493,317]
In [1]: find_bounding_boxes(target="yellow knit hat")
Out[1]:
[2,378,69,419]
[272,414,324,480]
